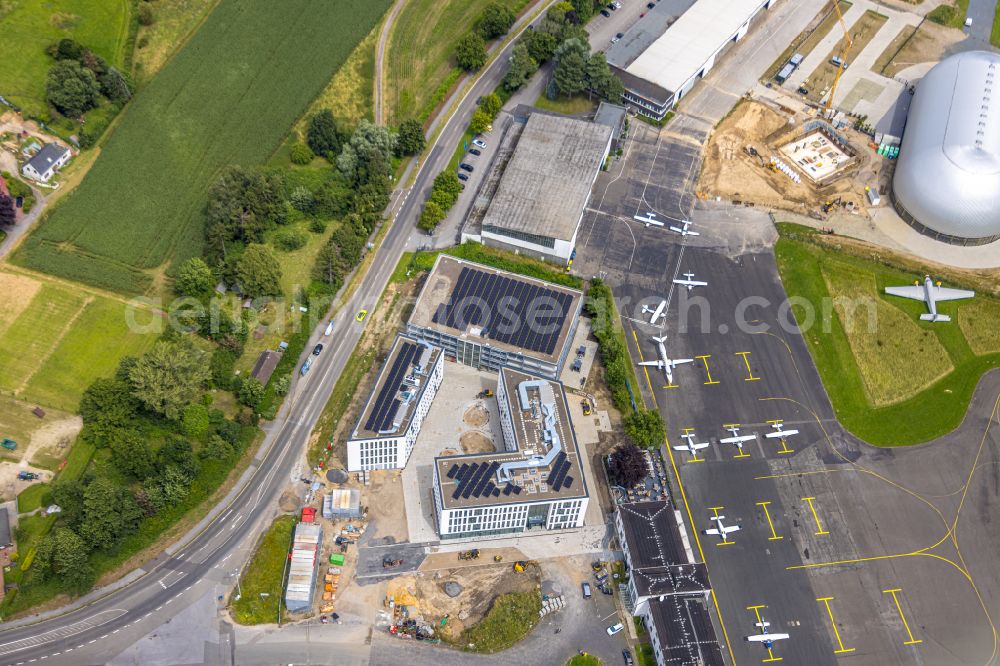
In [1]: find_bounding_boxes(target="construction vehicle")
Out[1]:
[822,196,842,213]
[382,556,404,569]
[514,561,527,573]
[582,400,592,416]
[476,389,494,399]
[825,0,853,117]
[1,439,16,451]
[591,560,605,572]
[493,554,503,562]
[458,549,480,561]
[18,471,37,481]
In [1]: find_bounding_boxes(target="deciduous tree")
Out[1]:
[79,378,139,445]
[455,33,488,71]
[0,193,15,227]
[624,408,666,448]
[478,2,516,39]
[503,43,539,92]
[46,60,100,117]
[523,29,558,63]
[109,430,155,480]
[469,109,492,134]
[204,167,286,258]
[175,257,214,298]
[307,109,340,157]
[78,477,143,551]
[129,339,210,420]
[396,119,426,156]
[608,443,649,488]
[239,377,265,409]
[35,527,93,592]
[235,244,283,298]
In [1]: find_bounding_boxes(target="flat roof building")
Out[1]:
[432,367,589,540]
[407,255,583,380]
[615,501,724,666]
[479,113,612,264]
[346,334,444,472]
[609,0,778,119]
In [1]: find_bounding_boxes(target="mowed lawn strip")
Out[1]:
[775,226,1000,446]
[0,0,132,117]
[23,297,159,412]
[386,0,529,124]
[0,283,89,395]
[231,515,297,625]
[822,261,952,405]
[15,0,392,296]
[958,298,1000,355]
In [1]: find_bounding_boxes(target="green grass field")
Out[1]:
[775,224,1000,446]
[16,483,49,513]
[927,0,969,28]
[451,590,541,652]
[230,515,296,625]
[0,395,73,457]
[566,655,603,666]
[14,0,392,296]
[533,93,598,116]
[385,0,528,125]
[0,0,132,118]
[0,277,157,411]
[131,0,219,86]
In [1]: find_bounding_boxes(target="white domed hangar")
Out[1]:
[892,50,1000,246]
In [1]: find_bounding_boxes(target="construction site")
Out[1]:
[698,97,879,218]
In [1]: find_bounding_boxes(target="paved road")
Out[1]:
[965,0,998,44]
[0,187,47,259]
[0,3,559,664]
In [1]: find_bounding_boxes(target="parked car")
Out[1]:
[623,649,634,666]
[600,8,610,16]
[607,623,624,636]
[459,163,474,173]
[457,171,469,181]
[472,138,487,149]
[582,582,592,599]
[616,32,624,39]
[607,2,616,9]
[647,1,655,7]
[312,343,324,356]
[599,583,613,595]
[469,148,482,156]
[797,86,809,95]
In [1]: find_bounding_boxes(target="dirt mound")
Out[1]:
[463,404,489,427]
[278,490,299,512]
[459,431,494,454]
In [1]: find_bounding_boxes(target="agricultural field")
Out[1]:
[131,0,220,86]
[0,269,158,412]
[13,0,392,296]
[384,0,528,125]
[775,224,1000,446]
[0,0,133,118]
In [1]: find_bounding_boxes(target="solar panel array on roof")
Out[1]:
[547,451,572,492]
[447,464,459,479]
[432,267,573,355]
[364,342,419,433]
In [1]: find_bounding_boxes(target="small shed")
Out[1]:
[301,507,317,523]
[250,350,282,387]
[323,489,361,520]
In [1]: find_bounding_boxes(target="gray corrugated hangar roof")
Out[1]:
[481,113,612,241]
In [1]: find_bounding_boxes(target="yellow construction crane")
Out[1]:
[825,1,853,117]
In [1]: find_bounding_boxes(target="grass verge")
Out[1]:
[927,0,969,28]
[533,93,599,116]
[774,223,1000,446]
[992,3,1000,47]
[16,483,50,514]
[567,655,603,666]
[635,643,656,666]
[451,590,541,652]
[230,515,296,625]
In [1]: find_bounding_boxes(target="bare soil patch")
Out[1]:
[364,470,408,544]
[880,20,962,78]
[25,415,81,470]
[0,271,41,333]
[463,404,489,427]
[459,431,494,454]
[386,559,539,638]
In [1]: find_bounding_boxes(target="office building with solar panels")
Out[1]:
[615,502,724,666]
[407,255,583,380]
[346,334,444,472]
[431,367,589,540]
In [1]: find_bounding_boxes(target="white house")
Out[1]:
[346,335,444,472]
[21,143,71,183]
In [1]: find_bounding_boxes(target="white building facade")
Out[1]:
[22,143,71,183]
[346,336,444,472]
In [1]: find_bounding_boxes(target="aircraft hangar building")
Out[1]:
[892,50,1000,246]
[477,112,613,264]
[606,0,778,120]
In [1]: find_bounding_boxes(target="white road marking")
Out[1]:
[0,610,127,656]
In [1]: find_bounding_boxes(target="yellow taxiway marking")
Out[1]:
[802,496,829,536]
[746,605,782,662]
[679,427,705,463]
[817,597,855,654]
[736,351,760,381]
[765,419,794,454]
[631,319,736,666]
[884,588,922,646]
[734,449,751,459]
[757,501,783,541]
[696,354,720,385]
[664,383,679,389]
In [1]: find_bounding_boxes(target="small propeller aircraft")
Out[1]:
[746,618,790,649]
[674,432,710,457]
[634,212,664,227]
[672,272,708,291]
[641,300,667,325]
[884,275,974,322]
[720,425,756,454]
[668,219,699,236]
[764,422,799,440]
[704,514,740,541]
[638,335,693,385]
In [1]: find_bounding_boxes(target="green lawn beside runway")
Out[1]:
[775,224,1000,446]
